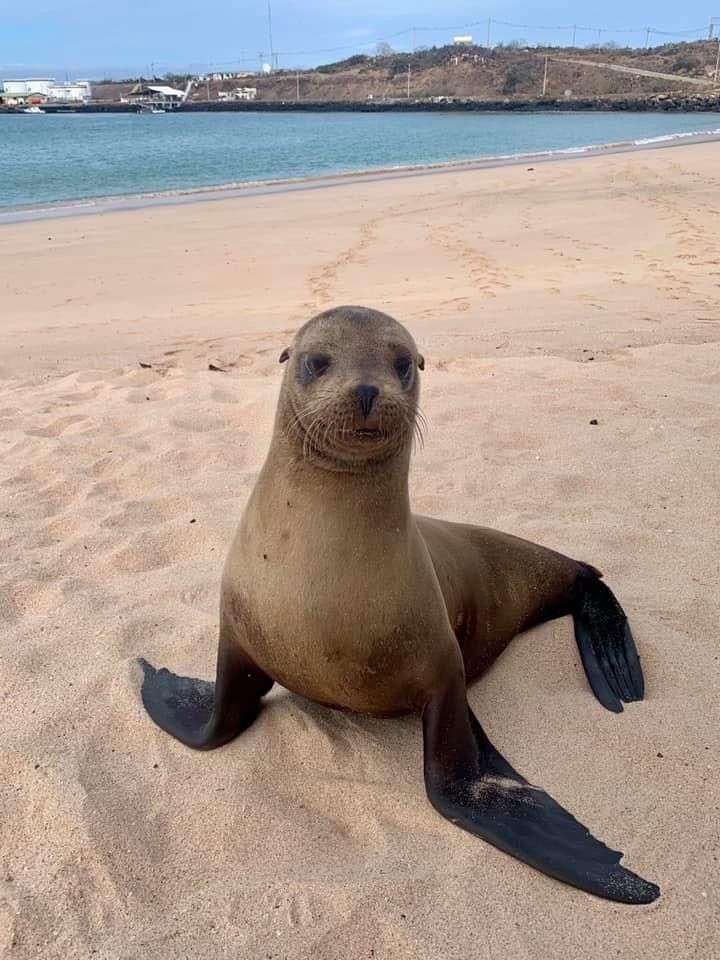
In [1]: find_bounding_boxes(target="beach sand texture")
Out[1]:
[1,142,719,959]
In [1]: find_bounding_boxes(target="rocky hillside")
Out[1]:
[95,41,720,105]
[209,41,720,103]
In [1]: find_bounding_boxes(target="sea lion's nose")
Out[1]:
[356,384,379,418]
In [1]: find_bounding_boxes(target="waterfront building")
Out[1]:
[1,78,92,104]
[126,83,186,108]
[48,81,92,101]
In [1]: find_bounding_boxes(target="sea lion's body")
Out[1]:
[140,306,660,905]
[224,466,581,716]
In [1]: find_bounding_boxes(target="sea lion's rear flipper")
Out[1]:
[422,680,659,904]
[571,573,645,713]
[138,641,273,750]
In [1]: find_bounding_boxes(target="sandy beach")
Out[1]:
[1,140,719,958]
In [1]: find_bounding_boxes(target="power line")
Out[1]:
[147,16,719,74]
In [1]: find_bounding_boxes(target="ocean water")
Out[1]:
[1,110,719,210]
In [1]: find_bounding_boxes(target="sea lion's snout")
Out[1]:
[356,384,379,418]
[280,305,425,468]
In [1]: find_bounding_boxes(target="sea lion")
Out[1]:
[139,305,659,905]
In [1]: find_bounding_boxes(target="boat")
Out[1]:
[22,105,45,114]
[138,104,166,114]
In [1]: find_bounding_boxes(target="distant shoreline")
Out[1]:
[1,94,719,117]
[2,126,719,226]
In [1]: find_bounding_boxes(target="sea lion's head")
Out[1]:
[278,306,425,470]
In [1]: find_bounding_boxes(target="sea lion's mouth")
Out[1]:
[353,428,383,439]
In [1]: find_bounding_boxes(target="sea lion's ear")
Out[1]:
[279,348,290,364]
[417,355,425,371]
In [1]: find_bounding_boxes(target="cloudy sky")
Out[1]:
[1,1,715,79]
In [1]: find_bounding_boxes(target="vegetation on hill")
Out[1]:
[91,40,720,105]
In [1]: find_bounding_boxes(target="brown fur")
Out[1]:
[221,306,582,716]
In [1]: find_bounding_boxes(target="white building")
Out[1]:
[127,83,185,105]
[1,78,92,102]
[146,84,184,99]
[47,80,92,102]
[217,86,257,102]
[453,36,474,46]
[2,78,54,96]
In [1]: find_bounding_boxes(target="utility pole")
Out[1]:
[715,39,720,84]
[645,27,651,48]
[206,76,210,101]
[267,2,275,72]
[296,71,300,101]
[542,55,549,96]
[151,61,155,79]
[407,61,411,99]
[572,25,577,47]
[486,18,492,49]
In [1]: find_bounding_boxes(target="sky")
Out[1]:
[1,2,716,80]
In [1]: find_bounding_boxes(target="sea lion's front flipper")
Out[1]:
[422,678,659,904]
[572,573,645,713]
[138,639,273,750]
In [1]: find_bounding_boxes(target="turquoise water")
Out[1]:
[1,111,718,210]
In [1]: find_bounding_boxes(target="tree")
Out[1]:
[375,42,394,57]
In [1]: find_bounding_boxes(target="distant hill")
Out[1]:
[93,41,720,105]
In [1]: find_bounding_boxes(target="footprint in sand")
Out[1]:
[101,496,192,530]
[439,297,471,313]
[111,524,215,574]
[5,579,66,621]
[169,412,228,433]
[25,414,89,438]
[56,387,105,405]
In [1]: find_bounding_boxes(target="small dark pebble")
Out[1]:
[586,356,594,361]
[153,763,159,769]
[527,167,534,171]
[657,752,664,758]
[263,554,268,560]
[34,764,40,770]
[190,518,197,524]
[139,361,152,369]
[146,396,150,400]
[589,419,598,425]
[208,362,226,372]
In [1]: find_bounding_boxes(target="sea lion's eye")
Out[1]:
[299,353,330,384]
[394,356,413,386]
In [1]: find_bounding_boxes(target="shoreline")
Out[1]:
[2,92,719,116]
[2,126,719,226]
